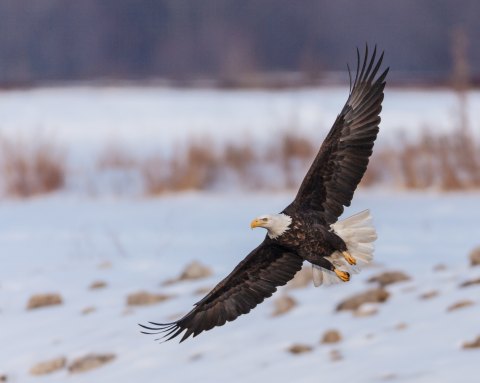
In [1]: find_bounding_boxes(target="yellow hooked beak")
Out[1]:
[250,219,262,229]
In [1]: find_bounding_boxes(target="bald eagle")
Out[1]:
[140,46,388,343]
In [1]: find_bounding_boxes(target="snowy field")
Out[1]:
[0,86,479,381]
[1,191,480,382]
[0,86,479,157]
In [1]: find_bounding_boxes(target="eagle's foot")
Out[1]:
[334,269,350,282]
[342,251,356,265]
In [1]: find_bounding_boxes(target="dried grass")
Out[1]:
[0,136,66,197]
[1,126,478,197]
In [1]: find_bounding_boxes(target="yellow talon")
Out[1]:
[342,251,356,265]
[334,269,350,282]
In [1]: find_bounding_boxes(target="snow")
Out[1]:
[1,191,480,382]
[0,86,479,157]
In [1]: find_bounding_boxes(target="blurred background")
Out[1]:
[1,0,480,87]
[0,2,480,383]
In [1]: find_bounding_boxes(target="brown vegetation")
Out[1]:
[1,128,479,198]
[0,136,66,197]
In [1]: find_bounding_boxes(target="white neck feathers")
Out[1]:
[268,214,292,239]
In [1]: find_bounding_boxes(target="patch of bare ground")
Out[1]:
[469,247,480,267]
[447,300,474,312]
[336,288,390,312]
[163,261,213,285]
[462,336,480,350]
[320,329,342,344]
[27,293,63,310]
[89,280,107,290]
[368,271,411,287]
[459,278,480,288]
[126,291,172,306]
[30,357,66,376]
[271,295,297,317]
[419,290,439,300]
[287,344,313,355]
[68,354,116,374]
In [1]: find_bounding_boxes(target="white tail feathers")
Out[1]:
[312,210,377,287]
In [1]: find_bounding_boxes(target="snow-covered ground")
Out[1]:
[0,86,479,157]
[1,191,480,382]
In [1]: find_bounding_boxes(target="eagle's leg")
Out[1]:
[323,229,356,266]
[310,256,350,282]
[342,251,356,265]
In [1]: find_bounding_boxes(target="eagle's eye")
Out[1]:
[262,218,268,222]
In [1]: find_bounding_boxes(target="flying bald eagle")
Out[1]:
[140,46,388,343]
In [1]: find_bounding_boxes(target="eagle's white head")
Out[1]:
[250,213,292,239]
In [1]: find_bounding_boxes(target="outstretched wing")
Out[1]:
[140,242,303,343]
[286,45,388,225]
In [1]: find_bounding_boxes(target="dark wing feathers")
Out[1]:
[287,45,388,225]
[140,242,303,342]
